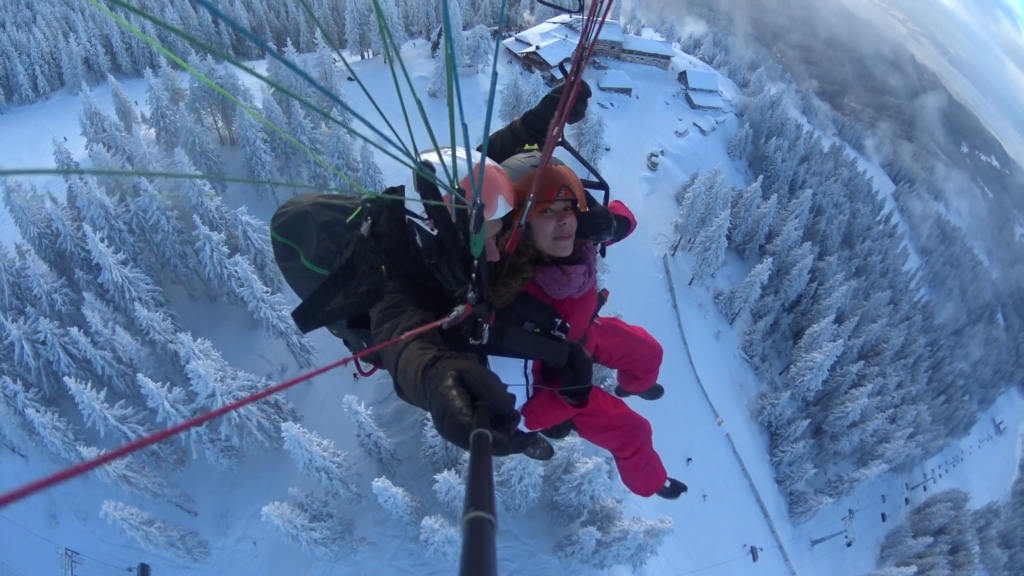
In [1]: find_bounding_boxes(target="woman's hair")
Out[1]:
[489,225,585,308]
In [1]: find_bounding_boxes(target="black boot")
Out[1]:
[540,419,576,439]
[614,383,665,400]
[521,434,555,461]
[656,477,687,499]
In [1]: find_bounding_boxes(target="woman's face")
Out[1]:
[529,200,577,258]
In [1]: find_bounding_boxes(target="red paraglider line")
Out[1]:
[0,307,471,509]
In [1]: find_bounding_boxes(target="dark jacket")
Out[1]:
[370,117,547,409]
[370,115,619,411]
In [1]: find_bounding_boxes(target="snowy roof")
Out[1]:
[504,16,627,66]
[621,36,674,57]
[686,90,725,110]
[682,68,719,92]
[530,37,577,68]
[598,70,633,90]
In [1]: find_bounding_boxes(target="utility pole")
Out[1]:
[810,509,856,548]
[62,548,83,576]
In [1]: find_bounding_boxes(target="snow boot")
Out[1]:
[540,419,576,439]
[656,477,688,499]
[614,383,664,400]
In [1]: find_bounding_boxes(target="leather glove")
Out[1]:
[521,81,593,140]
[424,357,545,456]
[576,204,616,243]
[556,342,593,407]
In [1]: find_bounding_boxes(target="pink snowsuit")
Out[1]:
[519,202,668,497]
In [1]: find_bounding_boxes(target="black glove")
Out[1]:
[576,203,616,243]
[557,342,593,407]
[425,357,545,456]
[521,81,593,140]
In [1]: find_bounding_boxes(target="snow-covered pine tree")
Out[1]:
[191,216,235,294]
[689,208,730,285]
[432,468,465,515]
[498,68,544,124]
[785,316,844,402]
[261,489,354,558]
[372,476,418,522]
[81,224,162,314]
[101,500,210,562]
[728,176,763,255]
[357,142,384,193]
[227,253,315,367]
[592,516,674,571]
[555,525,600,564]
[284,99,316,185]
[320,112,358,194]
[237,111,278,200]
[771,241,815,309]
[79,446,192,513]
[494,455,542,514]
[548,454,616,523]
[66,173,131,253]
[259,90,292,163]
[463,25,493,72]
[59,38,87,95]
[718,256,773,324]
[186,56,249,145]
[64,376,144,441]
[80,292,143,373]
[341,394,398,471]
[144,67,184,152]
[131,302,178,357]
[972,502,1008,576]
[345,0,375,59]
[370,0,407,61]
[1,374,77,461]
[568,112,607,167]
[180,119,223,187]
[78,85,132,161]
[421,413,465,470]
[420,514,459,563]
[281,421,358,502]
[11,250,74,320]
[428,54,451,100]
[107,74,138,135]
[2,314,47,391]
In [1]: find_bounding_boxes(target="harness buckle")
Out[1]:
[550,319,570,341]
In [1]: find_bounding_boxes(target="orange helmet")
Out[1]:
[510,163,588,222]
[416,147,516,221]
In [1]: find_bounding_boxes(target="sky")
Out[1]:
[1,11,1023,576]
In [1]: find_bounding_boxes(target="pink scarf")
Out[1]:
[533,242,597,300]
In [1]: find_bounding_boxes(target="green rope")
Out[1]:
[295,0,413,161]
[97,0,439,196]
[0,168,457,209]
[90,0,383,199]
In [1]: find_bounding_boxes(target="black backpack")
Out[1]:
[270,191,410,366]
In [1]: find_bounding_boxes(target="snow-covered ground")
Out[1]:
[1,35,1021,576]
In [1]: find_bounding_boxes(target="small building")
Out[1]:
[503,16,674,77]
[621,36,674,69]
[597,69,633,95]
[692,115,716,136]
[678,69,719,92]
[686,90,725,111]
